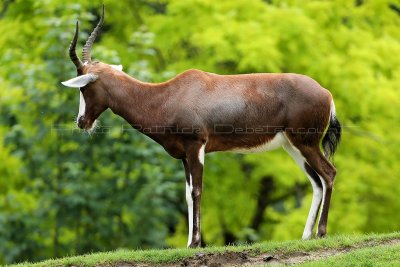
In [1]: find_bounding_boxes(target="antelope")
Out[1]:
[62,6,341,248]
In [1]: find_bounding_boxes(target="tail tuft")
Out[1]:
[322,101,341,160]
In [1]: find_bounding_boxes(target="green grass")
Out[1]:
[297,243,400,267]
[9,232,400,267]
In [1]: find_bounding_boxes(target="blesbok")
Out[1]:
[62,6,341,248]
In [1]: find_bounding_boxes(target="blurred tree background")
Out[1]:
[0,0,399,264]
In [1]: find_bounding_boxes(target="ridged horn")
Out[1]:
[69,21,84,69]
[82,4,105,63]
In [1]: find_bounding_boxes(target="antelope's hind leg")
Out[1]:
[298,146,336,238]
[282,140,323,240]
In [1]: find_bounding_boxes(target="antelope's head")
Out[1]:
[62,5,122,131]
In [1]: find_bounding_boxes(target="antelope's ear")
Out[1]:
[110,64,123,71]
[61,73,98,88]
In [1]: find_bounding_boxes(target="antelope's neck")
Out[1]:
[106,74,169,132]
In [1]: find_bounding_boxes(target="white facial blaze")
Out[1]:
[186,174,193,247]
[78,91,86,118]
[198,144,205,165]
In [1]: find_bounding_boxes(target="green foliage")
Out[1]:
[1,0,400,264]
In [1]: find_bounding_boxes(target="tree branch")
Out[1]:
[389,3,400,16]
[0,0,15,19]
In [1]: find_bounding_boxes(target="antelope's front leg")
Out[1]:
[182,143,205,248]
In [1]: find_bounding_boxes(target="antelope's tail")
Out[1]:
[322,100,341,160]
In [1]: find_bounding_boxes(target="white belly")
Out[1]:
[231,132,286,154]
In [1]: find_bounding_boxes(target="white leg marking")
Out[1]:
[186,174,193,247]
[304,179,323,239]
[282,137,323,240]
[198,144,205,165]
[316,179,327,236]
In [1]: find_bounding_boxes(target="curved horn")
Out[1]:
[69,21,84,69]
[82,4,105,63]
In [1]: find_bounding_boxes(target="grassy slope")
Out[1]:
[297,243,400,267]
[10,232,400,267]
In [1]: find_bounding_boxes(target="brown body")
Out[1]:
[62,6,341,248]
[83,64,331,158]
